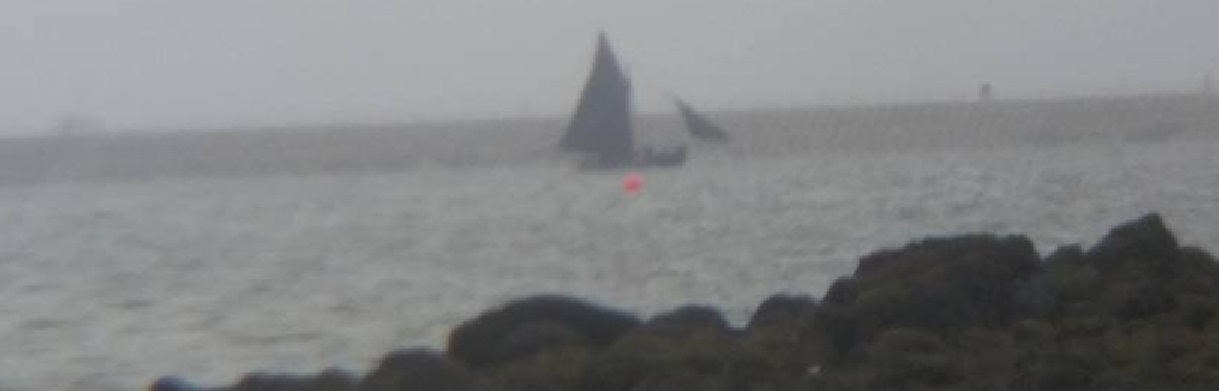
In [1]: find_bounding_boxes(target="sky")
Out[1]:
[1,0,1218,133]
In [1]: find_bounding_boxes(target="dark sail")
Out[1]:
[559,33,634,161]
[674,98,731,142]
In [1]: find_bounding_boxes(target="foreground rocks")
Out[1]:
[152,213,1219,391]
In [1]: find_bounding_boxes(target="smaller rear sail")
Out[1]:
[674,98,731,142]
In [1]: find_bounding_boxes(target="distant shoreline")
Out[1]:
[8,91,1209,139]
[0,92,1214,186]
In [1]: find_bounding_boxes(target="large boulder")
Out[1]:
[746,294,817,332]
[149,376,214,391]
[1050,213,1219,324]
[149,370,355,391]
[639,305,735,338]
[806,214,1219,390]
[579,304,799,391]
[810,234,1042,362]
[1085,213,1179,266]
[227,368,356,391]
[358,349,472,391]
[446,295,641,369]
[488,321,586,366]
[580,333,738,391]
[741,294,819,374]
[472,348,593,391]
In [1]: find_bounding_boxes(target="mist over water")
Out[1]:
[2,1,1219,132]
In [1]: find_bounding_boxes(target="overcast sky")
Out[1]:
[2,0,1218,133]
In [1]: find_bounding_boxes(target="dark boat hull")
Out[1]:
[577,146,687,171]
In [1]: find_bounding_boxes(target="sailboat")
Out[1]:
[560,33,687,170]
[673,97,731,142]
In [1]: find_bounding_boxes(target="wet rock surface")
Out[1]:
[151,213,1219,391]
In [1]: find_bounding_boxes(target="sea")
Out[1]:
[0,100,1217,390]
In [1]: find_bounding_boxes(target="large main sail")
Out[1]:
[559,33,635,161]
[674,98,731,142]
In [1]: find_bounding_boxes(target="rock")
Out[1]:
[447,295,640,369]
[358,348,472,391]
[149,376,207,391]
[491,321,585,365]
[1032,352,1096,391]
[578,307,734,391]
[859,328,957,388]
[640,305,734,337]
[1012,273,1054,318]
[577,305,785,391]
[475,348,592,391]
[1086,213,1179,268]
[228,368,356,391]
[811,234,1042,362]
[579,345,730,391]
[1050,215,1219,322]
[578,348,656,391]
[1044,244,1085,266]
[742,294,820,375]
[745,294,817,331]
[1171,247,1219,295]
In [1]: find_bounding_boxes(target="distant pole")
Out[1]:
[55,115,88,136]
[978,83,993,101]
[1202,73,1213,96]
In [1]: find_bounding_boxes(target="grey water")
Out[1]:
[1,111,1218,390]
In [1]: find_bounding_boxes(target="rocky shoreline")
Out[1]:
[152,213,1219,391]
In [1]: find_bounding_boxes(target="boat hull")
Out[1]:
[576,146,687,171]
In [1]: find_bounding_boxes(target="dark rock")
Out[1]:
[447,295,640,369]
[474,347,592,391]
[860,328,957,388]
[810,279,861,364]
[1170,246,1219,295]
[630,370,714,391]
[745,294,816,331]
[577,304,801,391]
[811,234,1042,362]
[229,368,356,391]
[741,294,820,375]
[641,305,734,337]
[149,376,207,391]
[821,278,859,305]
[720,349,799,391]
[1086,213,1179,268]
[1033,352,1096,391]
[359,348,471,391]
[1012,273,1054,318]
[1045,244,1085,266]
[579,348,656,391]
[579,346,730,391]
[1051,216,1219,322]
[491,322,585,366]
[579,305,743,391]
[1108,279,1173,321]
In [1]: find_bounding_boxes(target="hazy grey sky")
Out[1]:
[2,0,1218,132]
